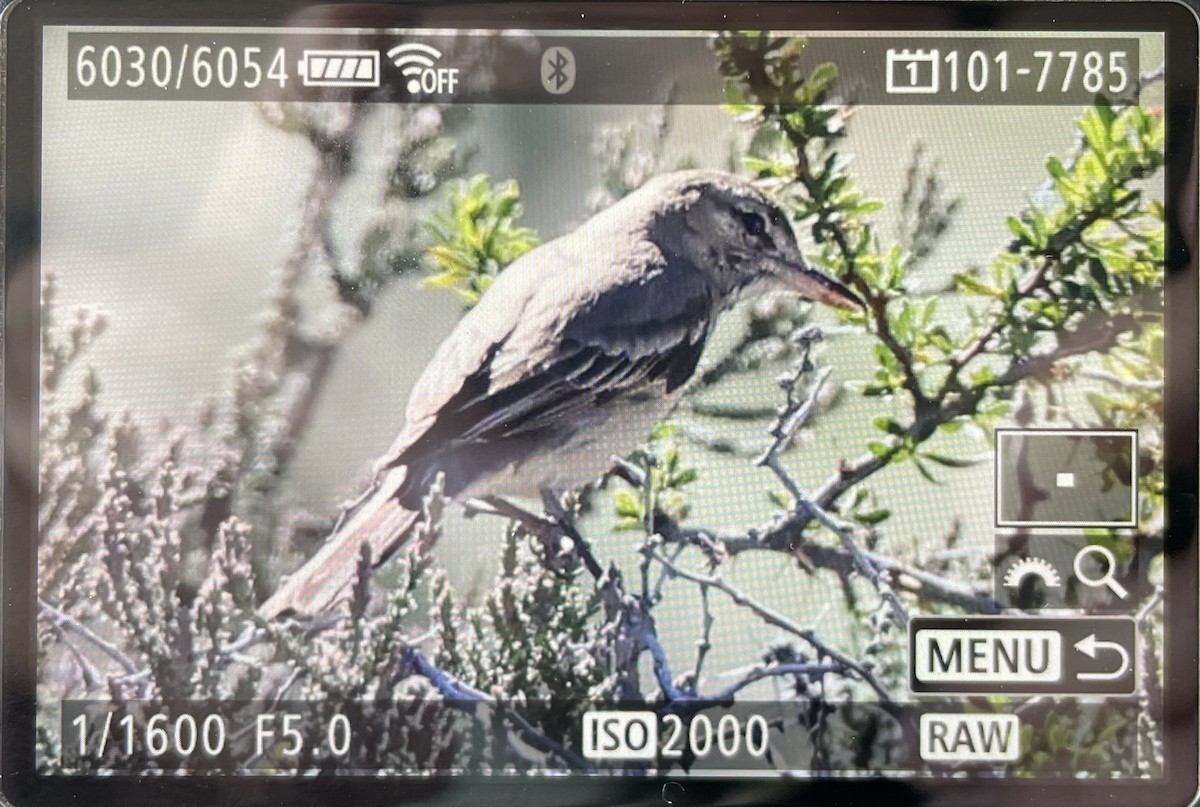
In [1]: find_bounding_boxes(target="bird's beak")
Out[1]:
[776,258,865,312]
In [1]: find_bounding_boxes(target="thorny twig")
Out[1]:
[476,494,605,580]
[755,327,909,627]
[614,461,997,612]
[712,662,844,702]
[638,452,659,598]
[648,550,893,704]
[752,538,996,612]
[651,542,687,602]
[640,623,689,702]
[604,327,916,713]
[54,634,102,694]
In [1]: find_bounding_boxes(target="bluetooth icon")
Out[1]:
[540,46,576,95]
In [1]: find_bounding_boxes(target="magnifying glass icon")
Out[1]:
[1073,545,1129,600]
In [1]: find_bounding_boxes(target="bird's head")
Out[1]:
[646,170,864,312]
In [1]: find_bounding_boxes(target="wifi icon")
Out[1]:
[387,43,451,95]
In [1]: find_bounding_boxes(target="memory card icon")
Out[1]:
[297,50,381,88]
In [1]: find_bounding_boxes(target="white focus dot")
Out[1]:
[1055,472,1076,488]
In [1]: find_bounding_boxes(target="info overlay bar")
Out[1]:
[63,29,1141,106]
[59,698,1138,774]
[909,616,1136,696]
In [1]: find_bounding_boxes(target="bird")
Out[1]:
[259,169,863,619]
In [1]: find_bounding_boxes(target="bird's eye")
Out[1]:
[740,210,766,236]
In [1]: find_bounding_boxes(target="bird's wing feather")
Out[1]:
[455,343,675,443]
[384,243,716,487]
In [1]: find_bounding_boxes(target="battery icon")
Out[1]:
[297,50,381,87]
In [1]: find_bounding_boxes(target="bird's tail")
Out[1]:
[259,469,420,620]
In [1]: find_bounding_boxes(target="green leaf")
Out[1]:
[1007,216,1035,245]
[669,468,698,487]
[613,490,642,518]
[744,156,792,178]
[912,456,942,484]
[919,452,982,468]
[855,508,892,526]
[1079,109,1111,156]
[955,272,1002,299]
[1046,156,1069,181]
[767,490,791,509]
[851,199,884,216]
[807,62,839,95]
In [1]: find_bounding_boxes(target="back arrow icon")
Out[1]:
[1074,633,1131,681]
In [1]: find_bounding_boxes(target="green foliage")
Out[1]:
[715,32,1164,511]
[612,426,697,531]
[423,175,539,304]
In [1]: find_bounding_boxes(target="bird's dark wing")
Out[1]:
[454,336,701,443]
[386,253,717,500]
[397,307,711,457]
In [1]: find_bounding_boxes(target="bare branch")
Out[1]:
[395,645,594,770]
[712,661,844,702]
[648,551,893,703]
[658,331,915,626]
[611,456,996,613]
[677,528,996,613]
[639,624,688,702]
[1080,368,1164,392]
[38,597,138,675]
[481,494,604,580]
[691,586,714,689]
[754,350,908,626]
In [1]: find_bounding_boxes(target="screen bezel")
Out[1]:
[2,1,1197,805]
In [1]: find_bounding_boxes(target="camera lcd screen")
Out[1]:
[2,2,1197,806]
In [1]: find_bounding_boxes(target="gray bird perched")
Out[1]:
[260,169,862,619]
